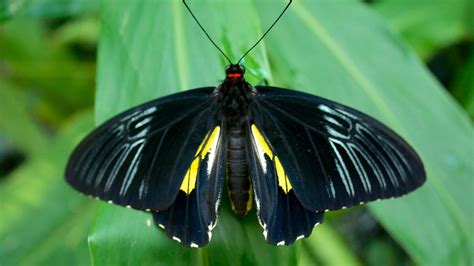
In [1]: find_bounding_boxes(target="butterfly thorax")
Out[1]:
[213,64,255,217]
[214,65,255,126]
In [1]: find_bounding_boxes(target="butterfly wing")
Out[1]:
[245,123,323,246]
[250,86,426,213]
[153,125,226,247]
[66,87,226,246]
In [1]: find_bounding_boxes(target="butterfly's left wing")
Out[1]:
[249,86,426,215]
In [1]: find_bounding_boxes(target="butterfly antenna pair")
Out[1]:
[182,0,292,65]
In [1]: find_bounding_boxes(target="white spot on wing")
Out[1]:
[190,242,199,248]
[104,143,131,192]
[329,138,355,196]
[277,241,285,246]
[144,106,157,114]
[120,140,146,196]
[139,180,147,200]
[328,128,347,139]
[158,223,165,229]
[323,115,343,127]
[335,107,358,119]
[296,235,305,241]
[348,143,371,193]
[254,193,265,227]
[250,130,268,173]
[319,104,352,139]
[132,126,150,139]
[328,179,336,199]
[172,236,181,243]
[135,116,153,129]
[355,125,387,189]
[206,128,222,175]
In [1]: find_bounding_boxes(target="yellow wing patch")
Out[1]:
[251,124,293,193]
[180,126,221,195]
[275,156,292,193]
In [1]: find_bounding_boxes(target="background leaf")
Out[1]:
[0,80,47,155]
[0,112,95,265]
[1,0,472,265]
[0,0,98,20]
[0,18,97,126]
[374,0,471,60]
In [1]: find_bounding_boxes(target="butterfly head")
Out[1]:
[225,64,245,83]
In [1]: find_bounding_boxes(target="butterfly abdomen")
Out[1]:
[227,126,252,217]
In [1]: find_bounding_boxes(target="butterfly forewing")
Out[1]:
[65,87,221,211]
[250,86,426,213]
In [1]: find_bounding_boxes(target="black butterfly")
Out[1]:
[65,0,426,248]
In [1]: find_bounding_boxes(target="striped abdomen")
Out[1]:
[227,127,252,217]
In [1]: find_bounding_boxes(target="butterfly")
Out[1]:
[65,0,426,248]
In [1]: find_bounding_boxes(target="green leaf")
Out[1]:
[0,112,95,265]
[300,224,361,266]
[373,0,471,60]
[0,79,48,155]
[0,0,98,20]
[92,0,472,265]
[257,0,472,264]
[0,18,96,125]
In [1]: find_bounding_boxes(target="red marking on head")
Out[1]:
[227,73,242,78]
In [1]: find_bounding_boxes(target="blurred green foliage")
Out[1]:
[0,0,472,265]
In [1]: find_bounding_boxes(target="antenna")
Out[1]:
[183,0,232,64]
[183,0,292,65]
[237,0,292,64]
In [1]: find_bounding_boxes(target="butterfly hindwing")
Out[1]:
[245,123,324,245]
[65,87,220,211]
[250,86,426,212]
[153,126,226,247]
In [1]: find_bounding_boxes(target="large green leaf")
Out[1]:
[373,0,471,60]
[0,112,95,265]
[92,0,473,265]
[0,0,98,20]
